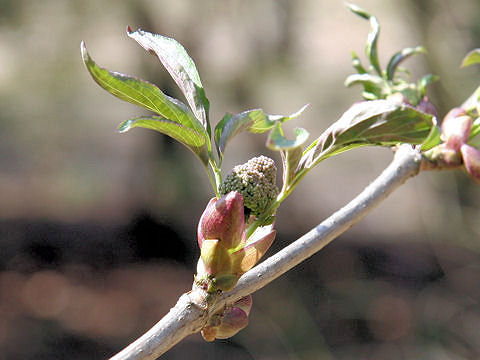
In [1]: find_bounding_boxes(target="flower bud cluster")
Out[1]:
[220,156,279,216]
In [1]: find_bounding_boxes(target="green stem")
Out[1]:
[207,159,222,198]
[245,153,328,238]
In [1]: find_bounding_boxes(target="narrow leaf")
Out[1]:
[127,28,211,135]
[81,41,207,138]
[461,49,480,67]
[351,51,367,74]
[302,100,434,167]
[214,110,274,161]
[418,74,439,96]
[347,3,381,76]
[386,46,427,80]
[469,117,480,141]
[344,73,384,88]
[215,105,309,160]
[118,115,209,165]
[266,124,309,151]
[281,146,304,189]
[267,124,309,189]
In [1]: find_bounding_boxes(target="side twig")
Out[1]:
[109,144,423,360]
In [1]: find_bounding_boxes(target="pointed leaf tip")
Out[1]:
[127,29,211,134]
[80,41,88,62]
[461,49,480,68]
[126,25,133,34]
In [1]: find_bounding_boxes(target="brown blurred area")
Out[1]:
[0,0,480,359]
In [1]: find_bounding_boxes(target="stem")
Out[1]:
[206,160,222,198]
[109,144,423,360]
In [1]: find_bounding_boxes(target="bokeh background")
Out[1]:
[1,0,480,359]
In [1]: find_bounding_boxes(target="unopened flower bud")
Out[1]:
[416,96,437,118]
[198,192,246,250]
[441,108,471,152]
[201,295,253,341]
[196,192,276,292]
[461,144,480,182]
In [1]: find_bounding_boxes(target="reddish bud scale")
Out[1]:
[196,192,276,292]
[201,295,253,341]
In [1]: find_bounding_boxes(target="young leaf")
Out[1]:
[461,49,480,68]
[418,74,439,97]
[420,122,441,151]
[347,3,382,76]
[81,41,208,138]
[344,73,384,88]
[470,117,480,141]
[302,99,434,168]
[386,46,427,80]
[214,105,308,161]
[118,115,209,165]
[214,110,274,162]
[351,51,367,74]
[266,123,309,189]
[266,124,309,151]
[127,28,211,135]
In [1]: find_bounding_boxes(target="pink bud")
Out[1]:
[461,144,480,182]
[197,192,246,250]
[416,96,437,118]
[441,108,471,152]
[215,298,251,339]
[232,295,253,316]
[200,295,253,341]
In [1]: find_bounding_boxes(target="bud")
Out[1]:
[461,144,480,182]
[416,96,438,118]
[197,192,246,250]
[201,295,253,341]
[441,108,471,152]
[196,192,276,292]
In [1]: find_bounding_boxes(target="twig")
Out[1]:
[109,144,423,360]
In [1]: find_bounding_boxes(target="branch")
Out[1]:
[109,144,423,360]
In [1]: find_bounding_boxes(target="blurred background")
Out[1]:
[1,0,480,359]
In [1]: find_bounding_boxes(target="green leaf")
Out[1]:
[351,51,367,74]
[81,41,207,138]
[118,115,209,165]
[214,105,309,161]
[386,46,427,80]
[347,3,382,76]
[266,123,309,189]
[266,124,309,151]
[418,74,439,97]
[462,85,480,113]
[461,49,480,67]
[345,73,385,100]
[470,117,480,141]
[420,123,441,151]
[344,73,384,88]
[127,28,211,135]
[214,110,274,162]
[302,99,434,168]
